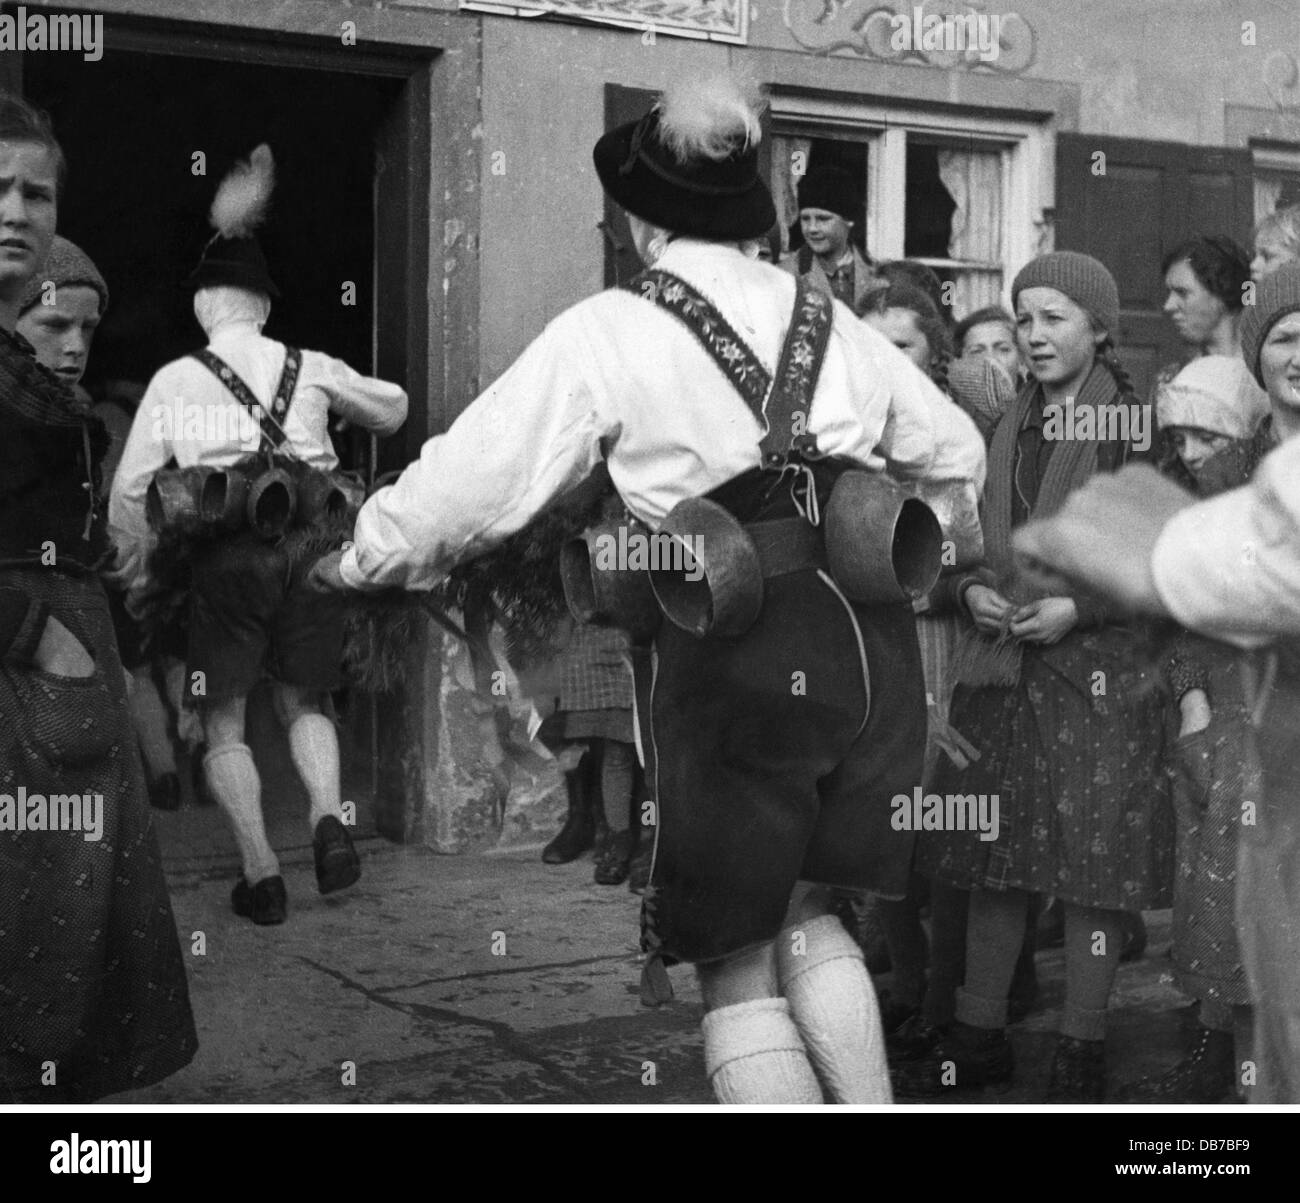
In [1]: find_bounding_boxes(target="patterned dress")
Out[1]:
[919,365,1174,909]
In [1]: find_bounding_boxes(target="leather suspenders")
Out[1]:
[622,268,834,472]
[190,345,303,452]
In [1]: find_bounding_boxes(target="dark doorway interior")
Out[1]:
[24,50,402,418]
[22,50,410,836]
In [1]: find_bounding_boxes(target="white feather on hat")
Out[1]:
[1156,355,1269,441]
[656,76,763,165]
[209,143,275,239]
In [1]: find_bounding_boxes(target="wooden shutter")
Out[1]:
[602,84,659,288]
[1055,134,1254,400]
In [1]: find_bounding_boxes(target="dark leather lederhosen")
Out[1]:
[182,347,345,701]
[627,269,926,967]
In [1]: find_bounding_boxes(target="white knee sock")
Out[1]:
[287,713,344,830]
[205,742,279,884]
[701,997,824,1104]
[777,913,892,1103]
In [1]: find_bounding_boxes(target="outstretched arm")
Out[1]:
[335,314,609,593]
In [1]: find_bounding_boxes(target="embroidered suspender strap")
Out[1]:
[272,346,302,429]
[621,268,772,425]
[623,270,834,472]
[189,346,302,451]
[758,279,833,470]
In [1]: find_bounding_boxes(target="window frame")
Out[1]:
[770,93,1046,303]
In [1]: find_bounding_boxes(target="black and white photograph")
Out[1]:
[0,0,1296,1170]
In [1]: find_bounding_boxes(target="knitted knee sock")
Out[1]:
[957,887,1030,1029]
[600,739,636,833]
[777,914,892,1103]
[205,742,279,884]
[701,997,823,1105]
[287,713,344,829]
[1058,904,1124,1040]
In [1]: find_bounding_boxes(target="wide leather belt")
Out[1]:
[745,516,828,579]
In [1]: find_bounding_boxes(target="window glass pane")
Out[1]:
[907,141,1003,272]
[905,142,956,259]
[1254,172,1300,224]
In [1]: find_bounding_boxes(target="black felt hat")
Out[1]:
[186,234,280,298]
[593,102,776,242]
[796,165,860,222]
[187,144,280,298]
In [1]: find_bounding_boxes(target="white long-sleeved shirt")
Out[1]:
[109,321,408,596]
[340,239,985,592]
[1153,433,1300,648]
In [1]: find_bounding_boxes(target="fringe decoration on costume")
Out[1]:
[210,144,275,239]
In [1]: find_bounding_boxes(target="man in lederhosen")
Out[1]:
[109,146,408,925]
[310,78,984,1103]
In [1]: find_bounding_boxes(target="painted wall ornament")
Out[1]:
[782,0,1035,73]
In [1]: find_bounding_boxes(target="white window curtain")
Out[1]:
[938,146,1003,315]
[772,135,811,257]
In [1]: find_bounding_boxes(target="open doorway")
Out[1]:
[24,49,400,412]
[21,46,417,844]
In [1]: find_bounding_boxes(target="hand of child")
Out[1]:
[965,584,1014,634]
[1009,597,1078,645]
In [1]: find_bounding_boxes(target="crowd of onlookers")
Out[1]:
[731,163,1300,1101]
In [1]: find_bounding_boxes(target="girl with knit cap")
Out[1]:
[901,251,1174,1102]
[1114,356,1268,1102]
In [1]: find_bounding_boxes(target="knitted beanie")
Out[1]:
[19,235,109,316]
[1011,251,1119,336]
[1156,355,1269,440]
[1240,262,1300,386]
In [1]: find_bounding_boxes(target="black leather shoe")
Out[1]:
[891,1020,1014,1097]
[543,760,597,864]
[594,828,638,885]
[232,874,288,925]
[148,772,182,811]
[887,1014,950,1063]
[1116,1026,1234,1102]
[1046,1035,1107,1102]
[314,815,362,894]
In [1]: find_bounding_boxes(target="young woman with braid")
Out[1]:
[901,252,1173,1102]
